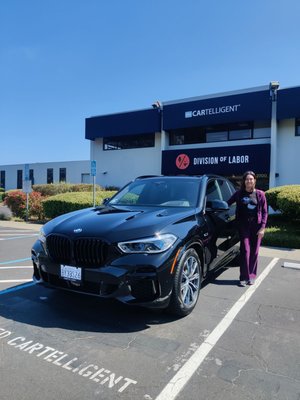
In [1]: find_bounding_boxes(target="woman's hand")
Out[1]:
[257,228,265,238]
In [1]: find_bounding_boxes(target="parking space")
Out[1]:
[0,223,299,399]
[0,225,38,292]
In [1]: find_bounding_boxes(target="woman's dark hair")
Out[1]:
[241,171,256,190]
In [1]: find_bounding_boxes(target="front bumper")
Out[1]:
[31,240,178,309]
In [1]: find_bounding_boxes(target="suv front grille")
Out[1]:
[46,235,108,267]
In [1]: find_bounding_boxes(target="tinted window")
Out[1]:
[47,168,53,184]
[110,178,199,207]
[296,119,300,136]
[59,168,66,182]
[217,179,234,201]
[0,170,5,189]
[17,170,22,189]
[206,180,221,202]
[103,134,155,150]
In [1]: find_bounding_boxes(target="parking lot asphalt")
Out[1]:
[0,221,299,400]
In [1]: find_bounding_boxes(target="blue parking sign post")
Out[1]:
[23,164,31,222]
[91,160,97,207]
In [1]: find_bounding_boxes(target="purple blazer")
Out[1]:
[227,189,268,229]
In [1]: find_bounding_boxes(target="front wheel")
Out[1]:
[167,248,202,317]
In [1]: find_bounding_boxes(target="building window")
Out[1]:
[169,122,257,146]
[29,169,34,185]
[47,168,53,184]
[0,171,5,189]
[296,119,300,136]
[169,128,206,145]
[229,129,252,140]
[81,173,91,184]
[103,133,155,150]
[206,131,228,142]
[17,170,23,189]
[253,120,271,138]
[59,168,67,182]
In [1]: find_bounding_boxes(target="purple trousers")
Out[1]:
[238,220,262,281]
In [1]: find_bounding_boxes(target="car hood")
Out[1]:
[43,205,196,242]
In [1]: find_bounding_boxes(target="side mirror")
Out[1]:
[207,199,229,211]
[102,197,111,205]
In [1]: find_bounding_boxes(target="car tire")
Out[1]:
[167,248,202,317]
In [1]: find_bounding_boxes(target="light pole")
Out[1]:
[269,81,280,189]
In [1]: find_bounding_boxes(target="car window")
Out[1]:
[206,180,222,203]
[217,179,233,201]
[110,179,199,207]
[110,182,145,205]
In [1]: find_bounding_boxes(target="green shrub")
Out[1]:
[0,188,5,202]
[32,183,103,197]
[105,185,120,191]
[265,185,300,211]
[277,187,300,219]
[42,191,117,219]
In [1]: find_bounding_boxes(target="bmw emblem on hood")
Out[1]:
[74,228,83,233]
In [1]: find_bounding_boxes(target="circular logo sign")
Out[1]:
[176,154,190,170]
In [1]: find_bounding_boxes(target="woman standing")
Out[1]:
[228,171,268,286]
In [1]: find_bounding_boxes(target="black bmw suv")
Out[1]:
[32,175,239,316]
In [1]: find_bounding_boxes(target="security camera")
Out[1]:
[152,101,162,109]
[269,81,280,90]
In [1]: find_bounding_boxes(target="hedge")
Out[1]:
[0,187,5,202]
[277,187,300,218]
[32,183,103,197]
[42,191,117,219]
[265,185,300,217]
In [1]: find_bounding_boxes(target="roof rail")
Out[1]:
[135,175,161,180]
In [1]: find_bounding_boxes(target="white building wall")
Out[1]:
[277,119,300,186]
[0,161,90,191]
[91,133,162,189]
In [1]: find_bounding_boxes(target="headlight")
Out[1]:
[38,228,46,244]
[117,233,177,254]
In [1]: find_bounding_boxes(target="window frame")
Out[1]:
[47,168,54,184]
[103,133,155,151]
[295,119,300,137]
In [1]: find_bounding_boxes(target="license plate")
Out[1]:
[60,265,82,282]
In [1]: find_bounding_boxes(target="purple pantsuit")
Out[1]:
[227,189,268,283]
[239,221,262,281]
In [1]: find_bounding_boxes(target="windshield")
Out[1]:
[109,178,200,207]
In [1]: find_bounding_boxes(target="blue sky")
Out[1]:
[1,0,300,165]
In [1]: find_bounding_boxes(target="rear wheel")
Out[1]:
[167,248,201,317]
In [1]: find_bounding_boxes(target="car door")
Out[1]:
[203,178,237,271]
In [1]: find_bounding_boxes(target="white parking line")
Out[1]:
[0,279,32,283]
[0,266,32,270]
[0,281,36,295]
[0,234,38,241]
[155,257,279,400]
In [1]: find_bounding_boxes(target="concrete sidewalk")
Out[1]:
[0,220,42,232]
[1,220,300,262]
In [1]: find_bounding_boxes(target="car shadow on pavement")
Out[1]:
[202,266,240,288]
[0,283,181,334]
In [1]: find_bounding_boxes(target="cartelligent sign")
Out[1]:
[185,104,241,118]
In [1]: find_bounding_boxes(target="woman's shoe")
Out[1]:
[248,279,255,285]
[239,280,247,287]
